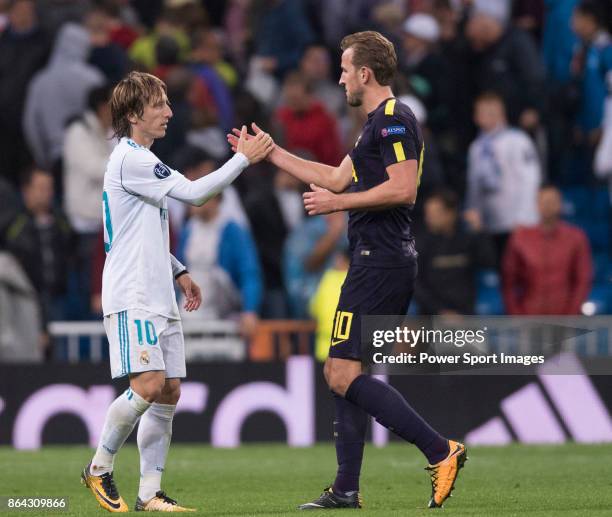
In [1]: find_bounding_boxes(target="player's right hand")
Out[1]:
[234,125,274,164]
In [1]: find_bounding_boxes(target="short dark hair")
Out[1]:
[427,189,459,212]
[111,71,167,139]
[575,0,607,25]
[155,35,180,66]
[539,183,561,195]
[87,84,112,112]
[282,70,314,94]
[475,90,505,106]
[340,31,397,86]
[19,165,51,188]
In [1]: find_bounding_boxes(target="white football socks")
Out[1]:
[137,402,176,502]
[90,388,151,476]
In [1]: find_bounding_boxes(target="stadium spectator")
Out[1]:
[63,84,114,316]
[284,211,346,318]
[314,0,379,49]
[4,168,73,334]
[309,249,349,362]
[168,145,249,237]
[128,8,190,70]
[397,94,446,233]
[400,13,452,135]
[512,0,545,43]
[151,60,215,165]
[464,4,546,130]
[244,167,304,318]
[223,0,251,68]
[0,252,42,362]
[229,90,276,197]
[543,0,579,84]
[570,0,612,142]
[0,178,19,249]
[178,193,262,339]
[274,71,344,166]
[63,85,113,236]
[0,2,7,32]
[369,1,407,41]
[415,190,496,315]
[190,28,236,132]
[251,0,314,78]
[148,42,192,164]
[22,22,105,193]
[465,92,541,262]
[299,44,346,119]
[0,0,50,184]
[594,55,612,231]
[37,0,91,36]
[99,0,141,50]
[544,0,581,181]
[193,28,238,90]
[502,185,593,315]
[85,7,129,83]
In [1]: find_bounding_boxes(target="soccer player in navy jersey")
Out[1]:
[228,31,466,510]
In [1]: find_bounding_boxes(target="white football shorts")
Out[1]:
[104,309,186,379]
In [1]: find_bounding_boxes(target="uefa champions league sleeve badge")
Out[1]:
[154,162,172,179]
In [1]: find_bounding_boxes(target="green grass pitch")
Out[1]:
[0,444,610,516]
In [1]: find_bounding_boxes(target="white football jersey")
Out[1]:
[101,137,184,319]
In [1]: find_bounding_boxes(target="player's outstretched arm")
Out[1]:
[227,123,353,193]
[168,126,273,206]
[303,160,418,215]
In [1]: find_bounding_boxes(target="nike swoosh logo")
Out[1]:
[448,444,462,459]
[331,339,346,347]
[94,487,121,510]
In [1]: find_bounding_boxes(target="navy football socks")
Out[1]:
[345,374,449,465]
[332,393,368,495]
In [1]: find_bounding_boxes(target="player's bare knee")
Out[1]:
[326,358,362,396]
[136,387,162,403]
[131,372,165,402]
[159,380,181,405]
[143,382,164,403]
[327,369,352,397]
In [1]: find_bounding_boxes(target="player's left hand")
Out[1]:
[303,184,341,215]
[177,274,202,312]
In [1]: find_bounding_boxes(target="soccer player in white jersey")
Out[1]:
[81,71,273,513]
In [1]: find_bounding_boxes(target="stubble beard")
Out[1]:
[347,88,363,107]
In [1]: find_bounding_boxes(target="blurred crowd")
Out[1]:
[0,0,611,361]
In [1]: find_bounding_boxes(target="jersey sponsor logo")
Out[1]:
[381,125,406,137]
[154,162,172,179]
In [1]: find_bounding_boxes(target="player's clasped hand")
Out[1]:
[176,273,202,312]
[303,183,340,215]
[233,124,274,164]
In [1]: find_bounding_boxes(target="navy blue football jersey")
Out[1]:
[347,97,424,267]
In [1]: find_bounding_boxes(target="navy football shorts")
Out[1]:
[328,262,417,361]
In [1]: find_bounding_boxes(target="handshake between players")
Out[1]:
[233,124,275,166]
